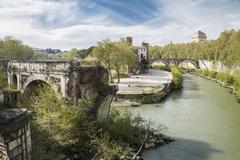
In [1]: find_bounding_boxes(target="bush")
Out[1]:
[171,67,183,89]
[216,72,233,86]
[208,70,218,78]
[201,69,209,76]
[151,64,170,71]
[233,75,240,97]
[24,85,163,159]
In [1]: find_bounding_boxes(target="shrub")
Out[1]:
[201,69,209,76]
[151,64,170,71]
[171,67,183,89]
[216,72,233,86]
[24,85,163,159]
[208,70,218,78]
[233,75,240,97]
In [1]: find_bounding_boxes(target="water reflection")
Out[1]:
[143,137,222,160]
[125,74,240,160]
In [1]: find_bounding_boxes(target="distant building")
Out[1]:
[192,30,207,42]
[121,37,149,62]
[135,42,149,62]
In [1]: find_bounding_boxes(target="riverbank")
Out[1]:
[112,69,174,106]
[125,73,240,160]
[189,69,240,101]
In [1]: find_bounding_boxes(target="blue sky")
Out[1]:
[0,0,239,50]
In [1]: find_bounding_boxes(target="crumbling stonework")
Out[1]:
[6,60,117,121]
[0,108,31,160]
[66,66,117,121]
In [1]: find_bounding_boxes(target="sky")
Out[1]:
[0,0,240,50]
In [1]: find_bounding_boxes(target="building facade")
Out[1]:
[135,46,148,62]
[192,30,207,42]
[122,37,149,62]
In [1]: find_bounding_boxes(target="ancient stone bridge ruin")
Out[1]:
[5,60,117,121]
[149,58,200,69]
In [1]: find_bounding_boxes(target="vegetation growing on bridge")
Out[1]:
[150,29,240,65]
[24,85,165,160]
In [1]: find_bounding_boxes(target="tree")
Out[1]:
[112,41,136,82]
[93,39,136,83]
[92,39,116,82]
[0,36,34,60]
[148,29,240,66]
[62,48,79,60]
[32,51,49,60]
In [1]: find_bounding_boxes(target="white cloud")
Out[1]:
[0,0,239,50]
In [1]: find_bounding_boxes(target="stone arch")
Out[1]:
[21,79,58,102]
[178,60,199,69]
[21,75,61,98]
[151,60,169,68]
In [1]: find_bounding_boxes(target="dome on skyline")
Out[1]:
[192,30,207,42]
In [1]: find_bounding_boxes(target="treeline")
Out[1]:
[0,36,34,60]
[150,29,240,65]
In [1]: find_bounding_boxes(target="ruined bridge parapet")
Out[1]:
[7,60,78,98]
[5,60,117,121]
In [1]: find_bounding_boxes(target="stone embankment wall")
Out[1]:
[199,60,240,73]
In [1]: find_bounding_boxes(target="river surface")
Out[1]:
[123,74,240,160]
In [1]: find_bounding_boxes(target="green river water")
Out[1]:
[124,74,240,160]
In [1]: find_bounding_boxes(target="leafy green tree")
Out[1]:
[93,39,115,82]
[0,36,34,60]
[62,48,79,60]
[112,41,136,82]
[93,39,136,83]
[149,29,240,65]
[32,51,48,60]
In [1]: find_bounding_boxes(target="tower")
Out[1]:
[142,42,149,59]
